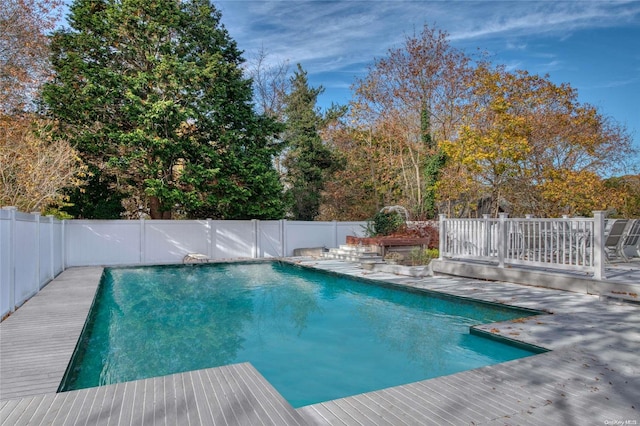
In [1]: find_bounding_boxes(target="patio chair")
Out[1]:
[518,221,548,262]
[603,219,630,263]
[621,219,640,258]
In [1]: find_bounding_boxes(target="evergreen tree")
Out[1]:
[43,0,286,219]
[282,64,345,220]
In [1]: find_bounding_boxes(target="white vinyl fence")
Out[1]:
[1,207,365,318]
[64,219,365,266]
[1,207,65,318]
[438,211,640,281]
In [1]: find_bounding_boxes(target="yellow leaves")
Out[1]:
[539,169,624,217]
[0,115,86,213]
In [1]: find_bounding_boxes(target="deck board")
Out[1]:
[0,363,307,426]
[299,346,640,426]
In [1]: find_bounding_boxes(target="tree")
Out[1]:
[43,0,286,219]
[318,124,405,220]
[282,64,345,220]
[604,175,640,218]
[440,65,635,217]
[247,46,290,120]
[0,115,85,213]
[1,0,61,113]
[0,0,82,216]
[349,25,472,219]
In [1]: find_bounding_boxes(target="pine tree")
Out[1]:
[282,64,345,220]
[43,0,286,219]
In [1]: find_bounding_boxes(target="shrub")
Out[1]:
[409,248,440,266]
[364,210,405,237]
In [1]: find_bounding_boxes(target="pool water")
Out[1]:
[60,262,542,407]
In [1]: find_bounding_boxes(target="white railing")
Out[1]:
[438,212,610,279]
[1,208,366,318]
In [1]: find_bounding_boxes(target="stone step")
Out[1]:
[328,248,376,255]
[325,249,380,259]
[337,244,379,254]
[321,252,384,263]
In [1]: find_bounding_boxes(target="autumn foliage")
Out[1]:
[1,3,637,221]
[0,0,82,215]
[321,25,637,220]
[0,115,85,213]
[0,0,61,113]
[439,65,634,217]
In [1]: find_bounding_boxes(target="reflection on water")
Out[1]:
[60,262,540,407]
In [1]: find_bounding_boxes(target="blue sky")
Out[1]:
[216,0,640,165]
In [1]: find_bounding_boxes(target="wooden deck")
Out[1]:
[0,363,305,426]
[299,348,640,425]
[2,263,639,425]
[0,268,102,400]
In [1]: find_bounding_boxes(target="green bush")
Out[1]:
[409,248,439,265]
[364,210,405,237]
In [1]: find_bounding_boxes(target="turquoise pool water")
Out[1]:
[60,262,542,407]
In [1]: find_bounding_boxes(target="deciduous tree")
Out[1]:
[247,47,290,120]
[440,65,635,217]
[0,115,85,213]
[349,25,472,219]
[604,175,640,218]
[318,125,392,220]
[0,0,82,216]
[0,0,61,113]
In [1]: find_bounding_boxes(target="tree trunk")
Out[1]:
[149,196,172,219]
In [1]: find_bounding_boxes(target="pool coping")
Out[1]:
[1,260,639,425]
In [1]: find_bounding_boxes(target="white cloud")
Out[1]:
[218,0,640,76]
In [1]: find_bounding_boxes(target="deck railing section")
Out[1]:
[439,212,607,279]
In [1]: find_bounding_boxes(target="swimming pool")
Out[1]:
[60,262,544,407]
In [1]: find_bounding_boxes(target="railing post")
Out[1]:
[252,219,259,258]
[3,207,17,313]
[139,217,145,264]
[32,212,41,294]
[211,220,218,259]
[438,214,446,259]
[593,211,605,280]
[48,215,55,281]
[282,219,288,257]
[62,218,66,271]
[206,219,213,259]
[498,213,508,268]
[482,214,490,257]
